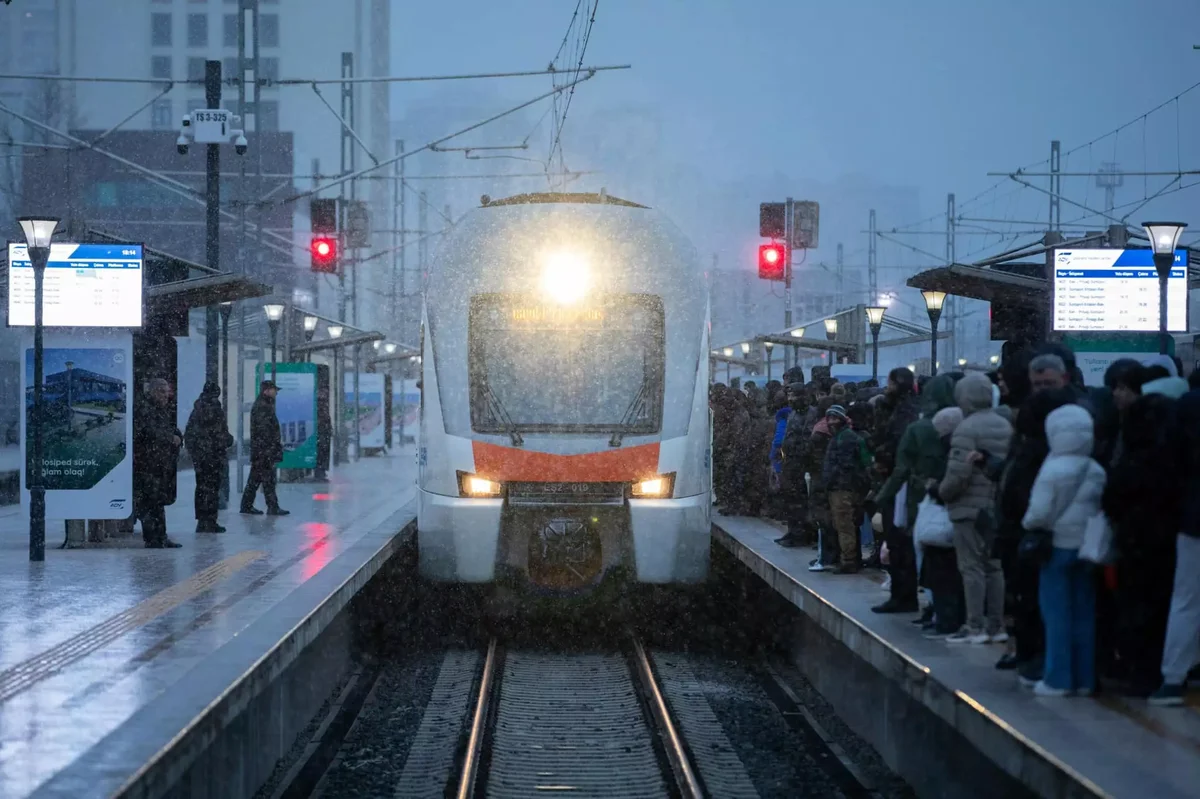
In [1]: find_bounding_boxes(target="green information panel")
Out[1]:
[1063,334,1172,387]
[256,362,318,469]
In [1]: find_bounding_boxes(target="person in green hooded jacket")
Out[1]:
[872,372,965,632]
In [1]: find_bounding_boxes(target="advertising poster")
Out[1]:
[391,379,420,444]
[20,331,134,519]
[256,362,318,469]
[344,372,385,451]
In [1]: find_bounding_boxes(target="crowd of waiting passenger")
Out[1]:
[711,345,1200,705]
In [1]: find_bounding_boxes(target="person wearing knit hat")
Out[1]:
[831,382,847,401]
[822,403,870,573]
[826,403,848,422]
[932,406,964,439]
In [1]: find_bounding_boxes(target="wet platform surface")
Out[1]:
[0,452,416,798]
[714,515,1200,799]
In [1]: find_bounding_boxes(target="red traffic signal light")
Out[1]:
[758,242,787,281]
[311,236,338,273]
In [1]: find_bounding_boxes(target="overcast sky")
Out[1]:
[387,0,1199,341]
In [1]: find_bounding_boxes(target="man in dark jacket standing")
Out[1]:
[823,405,869,573]
[870,367,920,613]
[135,378,183,548]
[240,380,288,516]
[185,381,233,532]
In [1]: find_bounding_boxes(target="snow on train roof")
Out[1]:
[479,191,648,209]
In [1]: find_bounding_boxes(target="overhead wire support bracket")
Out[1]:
[311,82,379,166]
[276,70,600,206]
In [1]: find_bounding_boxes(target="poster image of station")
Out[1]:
[20,333,134,519]
[344,372,385,450]
[257,363,317,469]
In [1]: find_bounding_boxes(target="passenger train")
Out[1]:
[416,192,711,594]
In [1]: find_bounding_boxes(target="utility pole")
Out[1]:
[1097,161,1122,213]
[392,139,402,330]
[835,242,844,309]
[418,190,429,278]
[398,140,407,339]
[204,60,221,385]
[1049,140,1061,233]
[867,209,877,304]
[783,196,794,329]
[340,52,357,327]
[946,192,956,364]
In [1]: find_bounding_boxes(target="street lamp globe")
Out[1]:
[764,341,774,351]
[373,339,383,351]
[722,347,733,357]
[1143,221,1187,255]
[303,314,319,333]
[989,354,1000,366]
[921,290,947,313]
[865,306,887,327]
[385,342,397,354]
[824,318,838,340]
[328,324,343,339]
[740,342,751,355]
[790,327,805,338]
[958,357,968,367]
[17,216,59,249]
[263,303,285,322]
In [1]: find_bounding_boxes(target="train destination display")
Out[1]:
[7,243,143,328]
[1052,248,1187,333]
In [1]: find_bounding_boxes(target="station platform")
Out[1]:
[714,515,1200,799]
[0,452,417,799]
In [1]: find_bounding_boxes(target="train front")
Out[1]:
[417,195,711,595]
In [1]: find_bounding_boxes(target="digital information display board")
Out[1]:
[7,242,143,328]
[1053,248,1187,333]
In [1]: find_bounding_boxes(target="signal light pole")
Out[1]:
[783,197,794,329]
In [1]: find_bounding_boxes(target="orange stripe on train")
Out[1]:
[471,441,660,483]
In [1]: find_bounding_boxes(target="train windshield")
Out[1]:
[468,293,665,435]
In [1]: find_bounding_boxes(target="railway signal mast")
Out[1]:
[758,199,820,330]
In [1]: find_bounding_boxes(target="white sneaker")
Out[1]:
[808,561,830,573]
[989,631,1010,644]
[1033,681,1072,697]
[880,575,892,592]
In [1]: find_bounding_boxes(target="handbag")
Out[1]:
[1078,512,1115,564]
[913,497,954,549]
[1018,466,1090,565]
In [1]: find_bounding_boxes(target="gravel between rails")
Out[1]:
[314,651,446,797]
[667,653,851,798]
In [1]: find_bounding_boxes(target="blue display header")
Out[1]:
[1056,268,1187,279]
[1109,249,1185,267]
[8,243,143,267]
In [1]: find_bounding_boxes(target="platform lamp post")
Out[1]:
[763,341,774,382]
[263,304,285,381]
[722,346,733,383]
[921,290,946,377]
[789,327,804,374]
[218,301,233,510]
[18,215,59,562]
[302,314,318,362]
[328,325,343,466]
[1142,222,1187,355]
[865,306,887,381]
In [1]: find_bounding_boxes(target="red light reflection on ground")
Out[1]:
[312,493,334,501]
[301,522,332,579]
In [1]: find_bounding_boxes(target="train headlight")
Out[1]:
[630,473,675,499]
[540,249,590,304]
[457,471,503,498]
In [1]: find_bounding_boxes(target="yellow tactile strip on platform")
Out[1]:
[0,550,267,703]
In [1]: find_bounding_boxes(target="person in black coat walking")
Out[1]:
[135,378,183,548]
[240,380,289,516]
[185,381,233,532]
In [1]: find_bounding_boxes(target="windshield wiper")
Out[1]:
[609,378,649,448]
[482,383,523,447]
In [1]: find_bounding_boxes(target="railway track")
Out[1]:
[453,635,708,798]
[277,634,889,799]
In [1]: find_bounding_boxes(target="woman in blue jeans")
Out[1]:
[1021,405,1107,696]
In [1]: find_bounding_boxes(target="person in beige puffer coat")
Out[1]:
[938,372,1014,643]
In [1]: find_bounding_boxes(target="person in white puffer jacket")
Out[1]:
[1021,404,1107,697]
